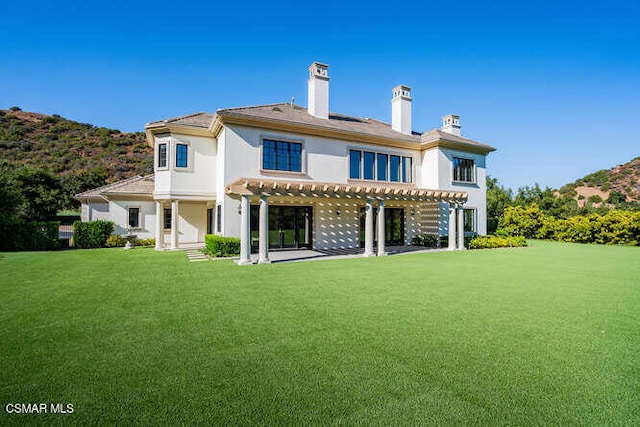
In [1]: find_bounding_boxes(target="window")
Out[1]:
[216,204,222,233]
[158,143,167,168]
[128,207,140,229]
[363,152,375,180]
[463,208,476,232]
[163,208,172,229]
[176,143,188,168]
[389,155,400,182]
[262,139,302,172]
[376,153,388,181]
[453,157,475,183]
[402,156,412,183]
[349,150,361,179]
[349,149,412,183]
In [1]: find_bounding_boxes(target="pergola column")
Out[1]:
[363,199,374,257]
[377,199,387,256]
[155,201,163,250]
[239,195,252,265]
[170,199,179,250]
[457,203,466,250]
[448,203,457,251]
[258,195,270,264]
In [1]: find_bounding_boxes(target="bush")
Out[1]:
[105,235,156,247]
[0,218,60,251]
[411,233,439,247]
[73,220,114,249]
[205,234,240,257]
[499,204,546,238]
[469,235,528,249]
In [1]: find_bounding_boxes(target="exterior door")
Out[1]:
[359,207,405,247]
[250,206,312,251]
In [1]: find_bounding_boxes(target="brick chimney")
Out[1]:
[308,62,329,119]
[391,85,412,135]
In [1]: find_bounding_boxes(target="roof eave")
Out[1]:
[420,138,496,155]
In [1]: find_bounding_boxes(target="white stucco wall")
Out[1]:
[109,200,157,239]
[153,133,216,199]
[314,200,360,250]
[81,202,109,222]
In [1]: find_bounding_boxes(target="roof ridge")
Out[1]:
[218,102,294,113]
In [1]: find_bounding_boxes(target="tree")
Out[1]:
[12,167,62,221]
[486,176,513,233]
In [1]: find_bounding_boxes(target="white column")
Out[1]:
[364,199,374,257]
[239,195,251,265]
[170,199,179,250]
[448,203,456,251]
[458,203,466,250]
[258,195,270,264]
[155,201,163,250]
[377,199,387,256]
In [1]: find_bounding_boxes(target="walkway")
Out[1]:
[241,245,447,264]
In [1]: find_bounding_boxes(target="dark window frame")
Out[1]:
[216,204,222,233]
[453,157,475,183]
[163,208,172,230]
[262,139,303,172]
[463,208,476,232]
[158,143,168,168]
[176,143,188,168]
[349,149,412,183]
[128,207,140,229]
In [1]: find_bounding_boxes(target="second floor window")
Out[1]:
[349,149,412,183]
[176,143,188,168]
[158,143,167,168]
[263,139,302,172]
[453,157,475,183]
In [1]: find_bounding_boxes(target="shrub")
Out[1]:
[411,233,439,247]
[469,235,527,249]
[73,220,114,249]
[0,219,60,251]
[498,204,545,238]
[205,234,240,257]
[105,235,156,247]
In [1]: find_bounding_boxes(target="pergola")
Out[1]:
[225,178,468,264]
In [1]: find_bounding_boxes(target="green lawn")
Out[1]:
[1,241,639,424]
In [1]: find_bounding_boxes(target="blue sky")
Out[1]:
[1,0,639,190]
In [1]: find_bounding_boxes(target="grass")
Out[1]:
[1,241,639,424]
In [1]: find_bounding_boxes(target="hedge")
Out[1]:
[105,235,156,248]
[499,204,640,245]
[469,235,527,249]
[0,218,60,251]
[73,220,114,249]
[205,234,240,257]
[411,233,439,247]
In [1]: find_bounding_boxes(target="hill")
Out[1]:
[0,108,152,182]
[559,156,640,207]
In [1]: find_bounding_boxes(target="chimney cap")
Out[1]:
[309,61,329,79]
[392,85,412,100]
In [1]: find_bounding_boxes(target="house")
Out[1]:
[77,62,495,263]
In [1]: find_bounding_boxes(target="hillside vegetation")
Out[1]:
[0,107,152,182]
[559,157,640,207]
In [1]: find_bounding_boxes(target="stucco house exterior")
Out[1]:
[77,62,495,263]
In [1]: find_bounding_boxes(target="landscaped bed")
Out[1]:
[1,241,638,424]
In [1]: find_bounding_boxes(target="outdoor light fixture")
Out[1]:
[410,208,416,216]
[237,203,242,215]
[335,207,341,216]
